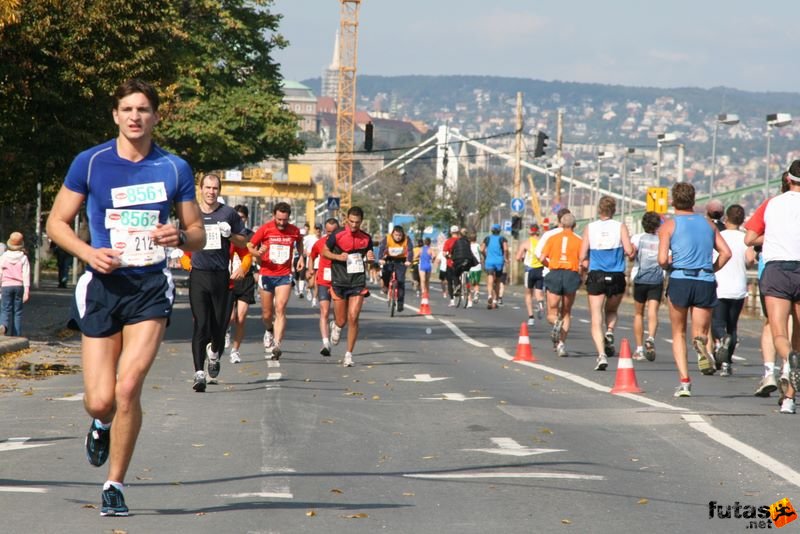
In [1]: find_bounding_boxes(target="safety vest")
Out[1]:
[386,233,408,260]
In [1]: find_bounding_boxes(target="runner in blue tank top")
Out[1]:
[481,224,508,309]
[658,182,731,398]
[418,238,433,296]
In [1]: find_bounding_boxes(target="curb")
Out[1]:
[0,336,31,356]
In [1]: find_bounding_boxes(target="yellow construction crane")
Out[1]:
[335,0,362,213]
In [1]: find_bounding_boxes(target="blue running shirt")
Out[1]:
[669,214,715,282]
[64,139,196,275]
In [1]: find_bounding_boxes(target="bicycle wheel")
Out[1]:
[454,274,463,308]
[461,271,470,308]
[389,279,397,317]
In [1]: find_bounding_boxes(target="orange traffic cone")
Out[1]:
[611,338,642,394]
[513,322,536,362]
[418,292,432,315]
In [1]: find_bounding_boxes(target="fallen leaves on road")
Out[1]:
[638,498,649,505]
[306,510,316,517]
[330,488,343,494]
[561,519,572,524]
[343,513,368,519]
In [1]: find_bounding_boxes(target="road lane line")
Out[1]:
[404,472,604,481]
[0,486,48,494]
[217,491,293,499]
[682,414,800,486]
[439,319,488,348]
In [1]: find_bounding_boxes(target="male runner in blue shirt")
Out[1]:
[46,79,206,516]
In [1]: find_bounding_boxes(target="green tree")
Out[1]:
[157,0,303,171]
[0,0,302,207]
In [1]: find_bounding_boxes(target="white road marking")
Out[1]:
[0,486,48,494]
[267,373,282,381]
[217,491,293,499]
[681,414,800,486]
[0,437,54,453]
[404,472,604,481]
[397,374,450,382]
[439,319,488,348]
[422,393,493,401]
[55,393,84,402]
[266,360,281,368]
[463,437,565,457]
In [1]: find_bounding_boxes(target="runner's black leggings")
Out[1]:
[189,269,233,372]
[711,297,745,364]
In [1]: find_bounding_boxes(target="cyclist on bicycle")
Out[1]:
[444,226,477,307]
[379,225,413,312]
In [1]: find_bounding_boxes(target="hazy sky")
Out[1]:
[273,0,798,93]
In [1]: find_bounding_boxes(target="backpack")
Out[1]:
[451,237,478,268]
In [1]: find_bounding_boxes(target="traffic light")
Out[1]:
[533,131,549,158]
[511,215,522,239]
[364,122,374,152]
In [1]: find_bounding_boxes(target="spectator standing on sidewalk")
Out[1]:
[46,79,206,516]
[50,240,73,288]
[0,232,31,336]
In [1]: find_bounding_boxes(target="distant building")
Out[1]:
[282,81,317,133]
[321,32,340,98]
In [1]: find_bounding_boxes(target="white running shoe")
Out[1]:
[330,321,342,345]
[229,348,241,364]
[263,329,274,350]
[780,397,796,414]
[343,352,354,367]
[527,317,535,327]
[466,300,473,308]
[594,354,608,371]
[311,297,319,308]
[224,329,231,349]
[206,343,221,379]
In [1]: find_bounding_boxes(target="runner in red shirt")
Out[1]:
[308,217,340,357]
[247,202,303,360]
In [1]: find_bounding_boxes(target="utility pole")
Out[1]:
[512,92,523,286]
[555,109,564,206]
[513,92,523,199]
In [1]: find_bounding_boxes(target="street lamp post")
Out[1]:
[656,133,677,186]
[568,161,582,209]
[709,113,740,197]
[765,113,792,199]
[622,147,635,221]
[595,150,614,208]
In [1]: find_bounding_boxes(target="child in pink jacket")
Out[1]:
[0,232,31,336]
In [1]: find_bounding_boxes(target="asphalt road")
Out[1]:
[1,282,797,533]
